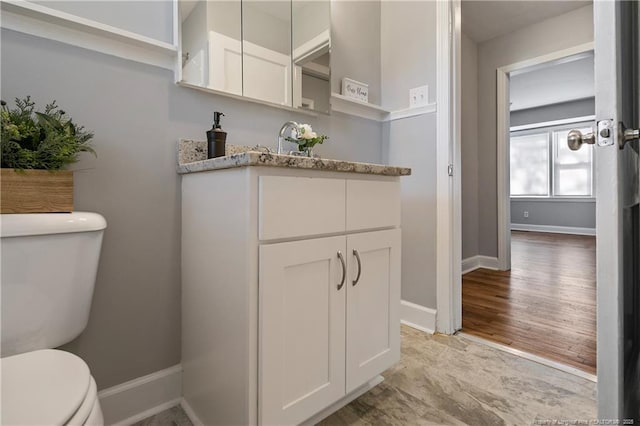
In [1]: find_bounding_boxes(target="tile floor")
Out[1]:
[137,325,596,425]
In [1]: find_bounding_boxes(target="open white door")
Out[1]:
[586,0,639,419]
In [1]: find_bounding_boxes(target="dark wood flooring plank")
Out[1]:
[462,231,597,375]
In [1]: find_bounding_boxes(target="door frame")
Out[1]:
[435,0,462,334]
[494,42,595,271]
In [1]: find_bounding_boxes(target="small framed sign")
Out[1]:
[341,78,369,103]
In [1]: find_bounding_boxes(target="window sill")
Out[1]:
[510,197,595,203]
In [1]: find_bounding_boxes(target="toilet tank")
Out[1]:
[1,212,107,357]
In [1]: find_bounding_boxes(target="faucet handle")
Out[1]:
[252,145,274,154]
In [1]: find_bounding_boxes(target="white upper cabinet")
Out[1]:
[179,0,331,114]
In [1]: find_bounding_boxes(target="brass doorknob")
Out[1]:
[567,129,596,151]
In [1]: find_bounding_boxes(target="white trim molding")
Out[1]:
[330,93,391,121]
[293,29,330,64]
[496,42,595,273]
[511,196,596,203]
[1,0,178,70]
[98,365,183,426]
[180,399,204,426]
[511,223,596,236]
[330,94,437,123]
[400,300,437,334]
[496,70,512,272]
[461,256,500,275]
[510,115,596,132]
[386,103,437,122]
[435,0,462,335]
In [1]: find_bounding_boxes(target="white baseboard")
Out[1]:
[180,398,204,426]
[511,223,596,236]
[400,300,436,334]
[98,364,183,426]
[461,255,500,274]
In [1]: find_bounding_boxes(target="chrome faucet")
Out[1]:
[277,121,300,154]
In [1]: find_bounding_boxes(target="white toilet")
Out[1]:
[1,212,107,425]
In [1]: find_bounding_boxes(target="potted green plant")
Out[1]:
[1,96,95,213]
[286,123,328,157]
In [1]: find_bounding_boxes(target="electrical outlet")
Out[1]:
[409,85,429,108]
[524,211,529,218]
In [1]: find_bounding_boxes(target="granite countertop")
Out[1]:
[177,140,412,177]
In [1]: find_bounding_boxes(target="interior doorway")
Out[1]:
[458,5,598,377]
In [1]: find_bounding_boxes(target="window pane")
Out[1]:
[553,127,593,196]
[510,133,549,196]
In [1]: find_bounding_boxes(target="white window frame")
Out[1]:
[509,119,596,200]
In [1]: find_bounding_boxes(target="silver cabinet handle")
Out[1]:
[352,249,362,286]
[337,251,346,290]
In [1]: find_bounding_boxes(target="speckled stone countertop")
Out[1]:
[177,140,412,177]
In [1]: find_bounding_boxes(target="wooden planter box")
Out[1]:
[1,169,73,213]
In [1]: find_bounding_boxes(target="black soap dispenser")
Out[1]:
[207,112,227,158]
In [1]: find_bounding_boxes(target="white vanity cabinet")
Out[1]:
[181,166,404,426]
[260,229,400,426]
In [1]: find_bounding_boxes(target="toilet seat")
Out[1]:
[66,376,100,425]
[1,349,101,425]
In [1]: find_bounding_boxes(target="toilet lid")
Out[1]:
[1,349,91,426]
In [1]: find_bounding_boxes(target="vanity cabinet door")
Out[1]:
[345,229,401,393]
[259,236,347,425]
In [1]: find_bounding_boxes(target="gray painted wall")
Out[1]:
[32,1,174,44]
[385,115,438,308]
[511,97,595,127]
[331,1,381,105]
[474,4,594,258]
[381,2,438,309]
[381,1,436,110]
[1,27,383,389]
[511,199,595,228]
[461,32,479,260]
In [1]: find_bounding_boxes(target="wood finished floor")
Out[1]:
[462,231,597,375]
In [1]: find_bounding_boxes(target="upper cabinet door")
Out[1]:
[179,0,332,114]
[242,1,293,106]
[346,229,401,393]
[292,0,331,114]
[259,236,346,426]
[180,0,242,93]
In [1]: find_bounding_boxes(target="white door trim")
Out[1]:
[495,41,594,271]
[593,0,627,416]
[436,0,462,334]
